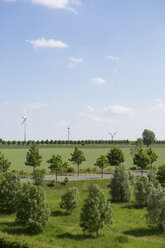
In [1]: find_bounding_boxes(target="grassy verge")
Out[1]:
[0,179,164,248]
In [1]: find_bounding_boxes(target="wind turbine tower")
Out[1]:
[22,114,28,141]
[67,127,71,141]
[108,131,118,142]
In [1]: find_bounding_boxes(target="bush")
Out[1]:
[135,176,155,207]
[61,177,69,186]
[65,166,76,173]
[60,187,81,213]
[32,169,46,186]
[157,164,165,183]
[0,171,21,212]
[110,164,132,202]
[146,185,165,232]
[15,183,50,232]
[47,180,56,187]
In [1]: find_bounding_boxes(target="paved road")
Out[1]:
[21,172,146,182]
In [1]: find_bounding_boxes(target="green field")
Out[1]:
[0,179,164,248]
[1,144,165,173]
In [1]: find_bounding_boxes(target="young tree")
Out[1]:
[130,138,144,157]
[107,147,125,167]
[32,169,46,186]
[133,148,151,175]
[69,147,86,175]
[80,184,113,237]
[94,155,109,178]
[47,154,64,181]
[15,183,50,232]
[157,164,165,183]
[0,152,11,173]
[142,129,155,147]
[146,185,165,232]
[146,147,158,170]
[0,171,20,212]
[60,187,81,214]
[135,176,155,207]
[110,164,132,202]
[25,143,42,173]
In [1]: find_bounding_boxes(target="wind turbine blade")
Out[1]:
[108,132,112,136]
[113,131,118,136]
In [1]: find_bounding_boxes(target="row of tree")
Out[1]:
[0,142,160,181]
[0,128,159,146]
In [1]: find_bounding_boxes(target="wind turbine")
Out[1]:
[108,131,118,142]
[67,119,74,141]
[67,127,71,141]
[22,111,28,141]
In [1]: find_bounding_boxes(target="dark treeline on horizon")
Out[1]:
[0,139,165,146]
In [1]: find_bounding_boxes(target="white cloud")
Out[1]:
[78,112,115,123]
[67,63,76,68]
[3,0,81,13]
[27,37,69,48]
[91,77,106,85]
[68,57,83,68]
[154,99,165,112]
[27,102,48,110]
[70,57,83,63]
[106,56,120,61]
[113,68,118,73]
[87,106,95,112]
[104,105,134,115]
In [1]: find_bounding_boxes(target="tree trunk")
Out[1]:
[96,230,98,237]
[77,164,79,175]
[56,171,57,181]
[141,169,143,176]
[102,168,103,178]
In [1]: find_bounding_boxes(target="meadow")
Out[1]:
[0,179,164,248]
[1,144,165,173]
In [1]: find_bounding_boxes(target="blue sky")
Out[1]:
[1,0,165,141]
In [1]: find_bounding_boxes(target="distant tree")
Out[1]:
[157,164,165,183]
[110,164,132,202]
[133,148,151,175]
[107,147,125,166]
[130,138,144,157]
[60,187,81,214]
[0,171,20,212]
[25,143,42,173]
[32,169,46,186]
[146,147,158,170]
[135,176,155,207]
[80,184,113,237]
[94,155,109,178]
[146,185,165,232]
[47,154,63,181]
[69,147,86,175]
[0,151,11,173]
[142,129,155,147]
[15,183,50,232]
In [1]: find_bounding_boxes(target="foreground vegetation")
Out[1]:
[0,179,164,248]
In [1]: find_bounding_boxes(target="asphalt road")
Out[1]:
[21,172,146,182]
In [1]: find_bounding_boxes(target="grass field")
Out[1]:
[0,179,164,248]
[1,144,165,173]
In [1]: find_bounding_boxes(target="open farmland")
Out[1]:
[1,144,165,173]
